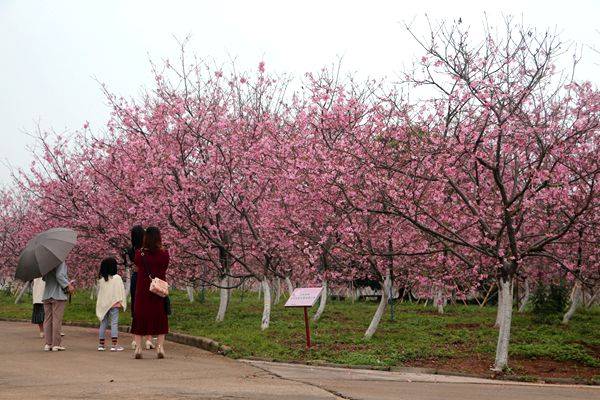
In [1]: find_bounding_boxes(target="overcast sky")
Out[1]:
[1,0,599,184]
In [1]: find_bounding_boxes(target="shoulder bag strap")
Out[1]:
[140,251,154,280]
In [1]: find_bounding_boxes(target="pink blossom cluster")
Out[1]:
[1,26,598,300]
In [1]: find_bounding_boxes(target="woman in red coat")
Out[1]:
[131,226,169,359]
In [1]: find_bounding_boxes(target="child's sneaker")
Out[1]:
[97,345,106,351]
[131,340,137,350]
[43,344,51,351]
[51,346,66,351]
[110,346,124,352]
[145,340,155,350]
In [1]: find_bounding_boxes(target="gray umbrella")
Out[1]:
[15,228,78,282]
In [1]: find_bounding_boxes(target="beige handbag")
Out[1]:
[141,252,170,297]
[149,276,169,298]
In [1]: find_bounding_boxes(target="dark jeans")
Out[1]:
[130,271,137,318]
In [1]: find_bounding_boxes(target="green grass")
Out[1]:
[2,289,599,371]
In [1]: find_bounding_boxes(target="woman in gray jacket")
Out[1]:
[42,262,74,351]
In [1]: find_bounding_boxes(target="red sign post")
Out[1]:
[285,287,323,349]
[303,306,311,348]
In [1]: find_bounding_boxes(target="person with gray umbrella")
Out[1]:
[42,261,74,351]
[15,227,77,351]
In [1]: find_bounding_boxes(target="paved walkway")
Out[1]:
[1,321,598,400]
[244,360,600,400]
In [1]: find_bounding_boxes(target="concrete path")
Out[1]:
[243,360,600,400]
[1,321,599,400]
[0,322,335,400]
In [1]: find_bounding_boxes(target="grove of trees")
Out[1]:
[1,20,598,372]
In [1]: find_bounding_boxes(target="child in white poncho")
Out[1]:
[96,257,126,351]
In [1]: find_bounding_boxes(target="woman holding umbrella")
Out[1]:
[42,261,74,351]
[15,228,77,352]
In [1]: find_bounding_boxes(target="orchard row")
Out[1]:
[0,21,598,371]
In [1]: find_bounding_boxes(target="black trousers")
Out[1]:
[130,271,137,318]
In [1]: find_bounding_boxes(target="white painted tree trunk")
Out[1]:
[494,284,504,328]
[124,267,131,300]
[14,281,30,304]
[312,279,328,322]
[364,271,391,339]
[261,278,271,330]
[518,278,530,313]
[216,276,229,322]
[493,278,514,371]
[434,288,446,314]
[584,289,599,307]
[285,276,294,297]
[186,285,195,302]
[257,280,262,299]
[273,277,281,304]
[90,283,98,300]
[562,281,582,324]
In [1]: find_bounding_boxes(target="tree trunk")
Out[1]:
[124,267,131,299]
[518,278,530,313]
[285,276,294,297]
[274,277,281,304]
[562,281,582,324]
[494,283,504,328]
[90,283,98,301]
[364,271,391,339]
[584,288,598,308]
[312,279,328,322]
[186,285,194,302]
[353,287,360,303]
[261,278,271,330]
[434,287,446,314]
[493,277,514,371]
[199,284,206,303]
[480,283,496,308]
[389,284,395,321]
[216,276,229,322]
[14,281,30,304]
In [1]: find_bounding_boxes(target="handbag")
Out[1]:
[141,252,171,315]
[149,276,169,297]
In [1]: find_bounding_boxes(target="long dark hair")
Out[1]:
[99,257,118,281]
[127,225,144,262]
[131,225,144,250]
[143,226,162,252]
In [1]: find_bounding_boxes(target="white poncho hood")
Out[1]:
[95,274,127,321]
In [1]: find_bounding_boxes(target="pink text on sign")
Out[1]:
[285,287,323,307]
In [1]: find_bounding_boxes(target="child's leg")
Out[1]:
[110,308,119,346]
[38,323,44,333]
[99,312,109,347]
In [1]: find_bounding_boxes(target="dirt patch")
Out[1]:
[407,353,494,375]
[406,355,600,380]
[510,357,600,380]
